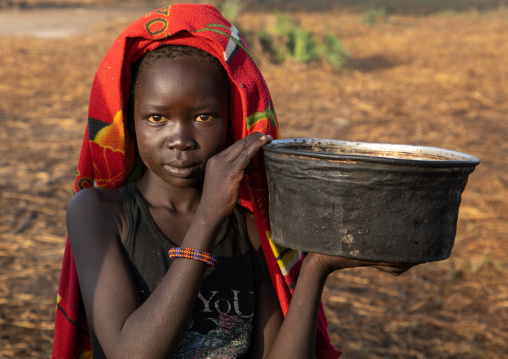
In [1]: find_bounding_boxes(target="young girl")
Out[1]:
[53,4,410,358]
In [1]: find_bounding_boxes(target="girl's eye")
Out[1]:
[147,115,165,123]
[195,114,215,123]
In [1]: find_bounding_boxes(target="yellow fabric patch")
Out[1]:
[91,111,125,154]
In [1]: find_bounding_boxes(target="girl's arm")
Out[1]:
[68,133,273,359]
[68,187,222,359]
[246,214,412,359]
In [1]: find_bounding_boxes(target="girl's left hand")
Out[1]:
[303,252,416,279]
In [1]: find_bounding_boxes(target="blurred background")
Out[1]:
[0,0,507,357]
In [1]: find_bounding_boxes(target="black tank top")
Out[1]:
[89,182,261,358]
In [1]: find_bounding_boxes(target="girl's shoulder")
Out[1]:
[67,187,126,243]
[67,187,123,215]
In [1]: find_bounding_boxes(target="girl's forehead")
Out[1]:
[134,45,228,80]
[135,55,230,96]
[134,57,230,113]
[140,58,224,90]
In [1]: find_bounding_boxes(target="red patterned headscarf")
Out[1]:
[52,4,340,358]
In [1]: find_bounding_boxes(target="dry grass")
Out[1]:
[1,2,507,358]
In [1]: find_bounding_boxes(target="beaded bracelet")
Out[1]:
[168,247,217,267]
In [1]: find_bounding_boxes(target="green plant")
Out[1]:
[272,12,319,63]
[261,11,349,69]
[320,33,350,68]
[362,7,388,26]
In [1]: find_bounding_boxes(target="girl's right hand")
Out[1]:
[198,132,272,221]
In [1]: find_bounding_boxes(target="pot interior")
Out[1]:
[263,138,480,167]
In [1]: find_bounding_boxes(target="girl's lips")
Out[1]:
[163,162,200,178]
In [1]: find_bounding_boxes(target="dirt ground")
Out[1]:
[1,1,507,358]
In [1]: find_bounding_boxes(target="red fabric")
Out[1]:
[52,4,340,358]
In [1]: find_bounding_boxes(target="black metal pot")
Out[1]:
[263,139,480,263]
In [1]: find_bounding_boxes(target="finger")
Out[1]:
[229,133,273,167]
[218,133,269,159]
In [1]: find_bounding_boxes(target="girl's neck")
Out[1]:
[135,171,202,214]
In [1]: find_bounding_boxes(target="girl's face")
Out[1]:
[133,57,229,188]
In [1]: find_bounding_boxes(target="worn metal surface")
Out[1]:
[263,139,480,263]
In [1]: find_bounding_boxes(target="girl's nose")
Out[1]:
[166,121,196,151]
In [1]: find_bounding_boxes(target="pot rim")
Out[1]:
[263,138,480,168]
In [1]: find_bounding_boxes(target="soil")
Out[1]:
[1,1,507,358]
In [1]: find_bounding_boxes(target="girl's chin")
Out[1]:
[163,176,205,189]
